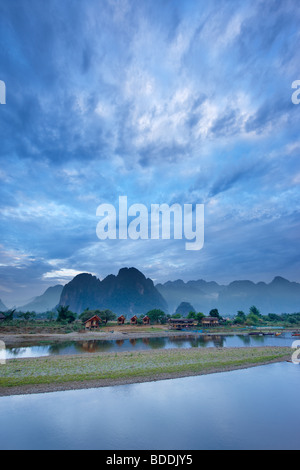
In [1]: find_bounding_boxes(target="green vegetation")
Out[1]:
[56,306,77,324]
[0,347,290,390]
[232,306,300,327]
[146,309,168,324]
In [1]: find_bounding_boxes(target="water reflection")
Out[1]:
[5,333,294,359]
[0,363,299,450]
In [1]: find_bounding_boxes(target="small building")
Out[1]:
[143,315,150,325]
[117,315,126,325]
[168,318,197,330]
[130,315,138,325]
[84,315,102,330]
[201,316,219,327]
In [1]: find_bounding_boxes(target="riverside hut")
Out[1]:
[201,316,219,327]
[168,318,197,330]
[143,315,150,325]
[130,315,138,325]
[117,315,126,325]
[84,315,102,330]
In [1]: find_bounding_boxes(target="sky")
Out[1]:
[0,0,300,307]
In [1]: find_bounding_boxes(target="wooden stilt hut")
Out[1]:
[130,315,138,325]
[117,315,126,325]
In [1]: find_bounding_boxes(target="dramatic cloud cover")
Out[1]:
[0,0,300,306]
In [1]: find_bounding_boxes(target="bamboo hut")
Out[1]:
[84,315,102,330]
[117,315,126,325]
[201,316,219,327]
[168,318,197,330]
[130,315,138,325]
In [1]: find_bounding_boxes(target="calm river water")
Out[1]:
[0,362,299,450]
[5,333,294,359]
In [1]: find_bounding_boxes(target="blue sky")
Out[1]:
[0,0,300,306]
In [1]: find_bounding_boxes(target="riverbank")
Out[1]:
[0,346,291,397]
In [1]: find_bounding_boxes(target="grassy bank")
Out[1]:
[0,346,291,395]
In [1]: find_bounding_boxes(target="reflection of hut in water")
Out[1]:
[84,315,102,330]
[203,335,212,342]
[130,338,136,346]
[143,315,150,325]
[130,315,138,325]
[142,338,150,345]
[81,341,97,353]
[116,340,124,347]
[117,315,126,325]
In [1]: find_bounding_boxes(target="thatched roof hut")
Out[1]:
[84,314,102,329]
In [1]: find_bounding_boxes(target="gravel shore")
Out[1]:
[0,346,291,397]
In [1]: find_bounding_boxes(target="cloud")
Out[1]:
[0,0,300,304]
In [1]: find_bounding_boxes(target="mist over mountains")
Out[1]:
[0,299,7,311]
[17,285,64,314]
[156,276,300,315]
[11,268,300,316]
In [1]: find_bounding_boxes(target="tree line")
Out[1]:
[1,304,300,327]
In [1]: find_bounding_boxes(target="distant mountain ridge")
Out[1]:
[18,285,64,313]
[0,299,7,311]
[11,270,300,317]
[59,267,168,316]
[156,276,300,315]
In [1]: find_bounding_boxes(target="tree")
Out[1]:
[79,309,95,323]
[249,306,261,317]
[209,309,221,319]
[56,305,76,324]
[246,313,262,326]
[4,309,15,321]
[18,311,36,322]
[195,312,205,324]
[171,313,181,319]
[234,311,246,325]
[146,309,167,324]
[98,309,117,325]
[267,313,282,323]
[187,311,196,319]
[47,311,56,322]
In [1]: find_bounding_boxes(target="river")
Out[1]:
[4,333,294,359]
[0,362,299,450]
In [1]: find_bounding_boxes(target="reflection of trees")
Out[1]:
[148,338,167,349]
[237,335,251,345]
[10,333,277,359]
[249,335,265,344]
[48,342,74,354]
[211,336,224,348]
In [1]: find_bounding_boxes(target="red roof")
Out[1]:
[84,314,102,324]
